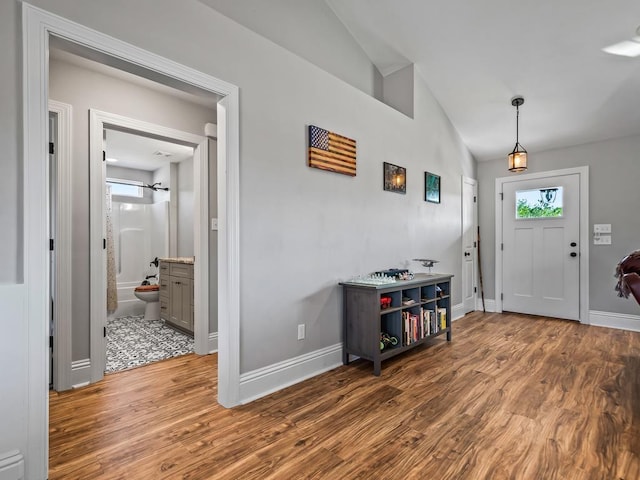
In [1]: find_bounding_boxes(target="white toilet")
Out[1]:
[133,285,160,320]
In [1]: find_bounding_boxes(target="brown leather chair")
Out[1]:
[615,251,640,305]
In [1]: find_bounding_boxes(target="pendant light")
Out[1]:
[508,96,527,172]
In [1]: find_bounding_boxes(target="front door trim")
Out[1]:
[495,166,589,322]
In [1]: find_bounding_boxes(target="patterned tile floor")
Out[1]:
[106,315,194,373]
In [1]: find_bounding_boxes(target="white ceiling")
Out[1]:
[326,0,640,160]
[105,129,193,172]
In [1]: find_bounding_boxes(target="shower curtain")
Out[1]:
[106,186,118,314]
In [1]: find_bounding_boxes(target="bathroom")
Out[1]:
[105,128,196,372]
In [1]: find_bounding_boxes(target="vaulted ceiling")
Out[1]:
[203,0,640,161]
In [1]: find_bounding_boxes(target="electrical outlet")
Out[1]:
[297,324,305,340]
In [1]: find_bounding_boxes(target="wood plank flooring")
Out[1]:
[49,312,640,479]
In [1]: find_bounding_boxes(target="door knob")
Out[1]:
[570,242,577,247]
[570,252,577,257]
[464,252,470,257]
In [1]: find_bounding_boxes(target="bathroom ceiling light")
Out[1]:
[106,157,118,163]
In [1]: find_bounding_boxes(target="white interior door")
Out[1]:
[502,173,580,320]
[462,177,478,313]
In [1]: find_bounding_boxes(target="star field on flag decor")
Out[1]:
[308,125,356,176]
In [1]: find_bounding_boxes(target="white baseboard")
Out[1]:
[0,450,24,480]
[475,298,496,312]
[239,343,342,404]
[588,310,640,332]
[208,332,218,353]
[452,302,465,320]
[71,359,91,388]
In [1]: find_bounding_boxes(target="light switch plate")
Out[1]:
[593,224,611,234]
[211,218,218,231]
[594,235,612,245]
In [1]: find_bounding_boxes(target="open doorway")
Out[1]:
[24,4,241,476]
[104,128,197,373]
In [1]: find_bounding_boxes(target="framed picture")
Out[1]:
[425,172,441,203]
[383,162,406,194]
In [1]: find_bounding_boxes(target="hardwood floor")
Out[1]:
[49,312,640,479]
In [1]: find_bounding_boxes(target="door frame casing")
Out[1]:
[89,110,211,383]
[23,3,241,478]
[48,100,73,391]
[461,176,478,313]
[495,166,589,322]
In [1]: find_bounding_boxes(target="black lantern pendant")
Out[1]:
[508,96,528,172]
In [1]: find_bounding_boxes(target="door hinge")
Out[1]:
[103,326,107,338]
[49,335,54,349]
[103,150,106,162]
[103,238,106,249]
[474,196,477,203]
[501,293,504,300]
[499,192,504,200]
[501,243,504,251]
[473,241,477,248]
[49,142,55,155]
[49,239,54,251]
[474,286,477,293]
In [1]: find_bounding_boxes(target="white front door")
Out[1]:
[462,177,478,313]
[502,173,580,320]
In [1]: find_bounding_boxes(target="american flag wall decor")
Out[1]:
[308,125,357,176]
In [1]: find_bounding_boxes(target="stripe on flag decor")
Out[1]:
[308,125,357,176]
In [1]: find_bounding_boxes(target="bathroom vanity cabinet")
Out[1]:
[159,259,194,335]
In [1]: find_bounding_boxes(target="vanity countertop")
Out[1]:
[159,257,195,265]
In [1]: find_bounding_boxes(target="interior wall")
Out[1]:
[48,54,215,361]
[37,0,474,373]
[477,134,640,316]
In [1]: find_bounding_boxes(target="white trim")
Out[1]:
[48,100,73,392]
[71,359,91,389]
[0,450,25,480]
[494,167,589,322]
[451,302,465,320]
[476,298,497,312]
[193,140,210,355]
[208,332,219,353]
[461,176,478,314]
[23,3,241,476]
[588,310,640,332]
[90,110,209,379]
[239,344,343,404]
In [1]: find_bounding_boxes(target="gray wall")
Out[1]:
[200,0,378,96]
[49,54,215,360]
[477,134,640,316]
[0,0,474,466]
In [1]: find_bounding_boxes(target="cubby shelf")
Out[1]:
[341,273,453,375]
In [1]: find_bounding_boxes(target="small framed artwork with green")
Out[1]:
[425,172,440,203]
[383,162,406,194]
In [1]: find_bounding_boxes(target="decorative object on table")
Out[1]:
[383,162,406,194]
[347,274,397,285]
[308,125,356,176]
[374,268,413,280]
[413,258,439,274]
[425,172,441,203]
